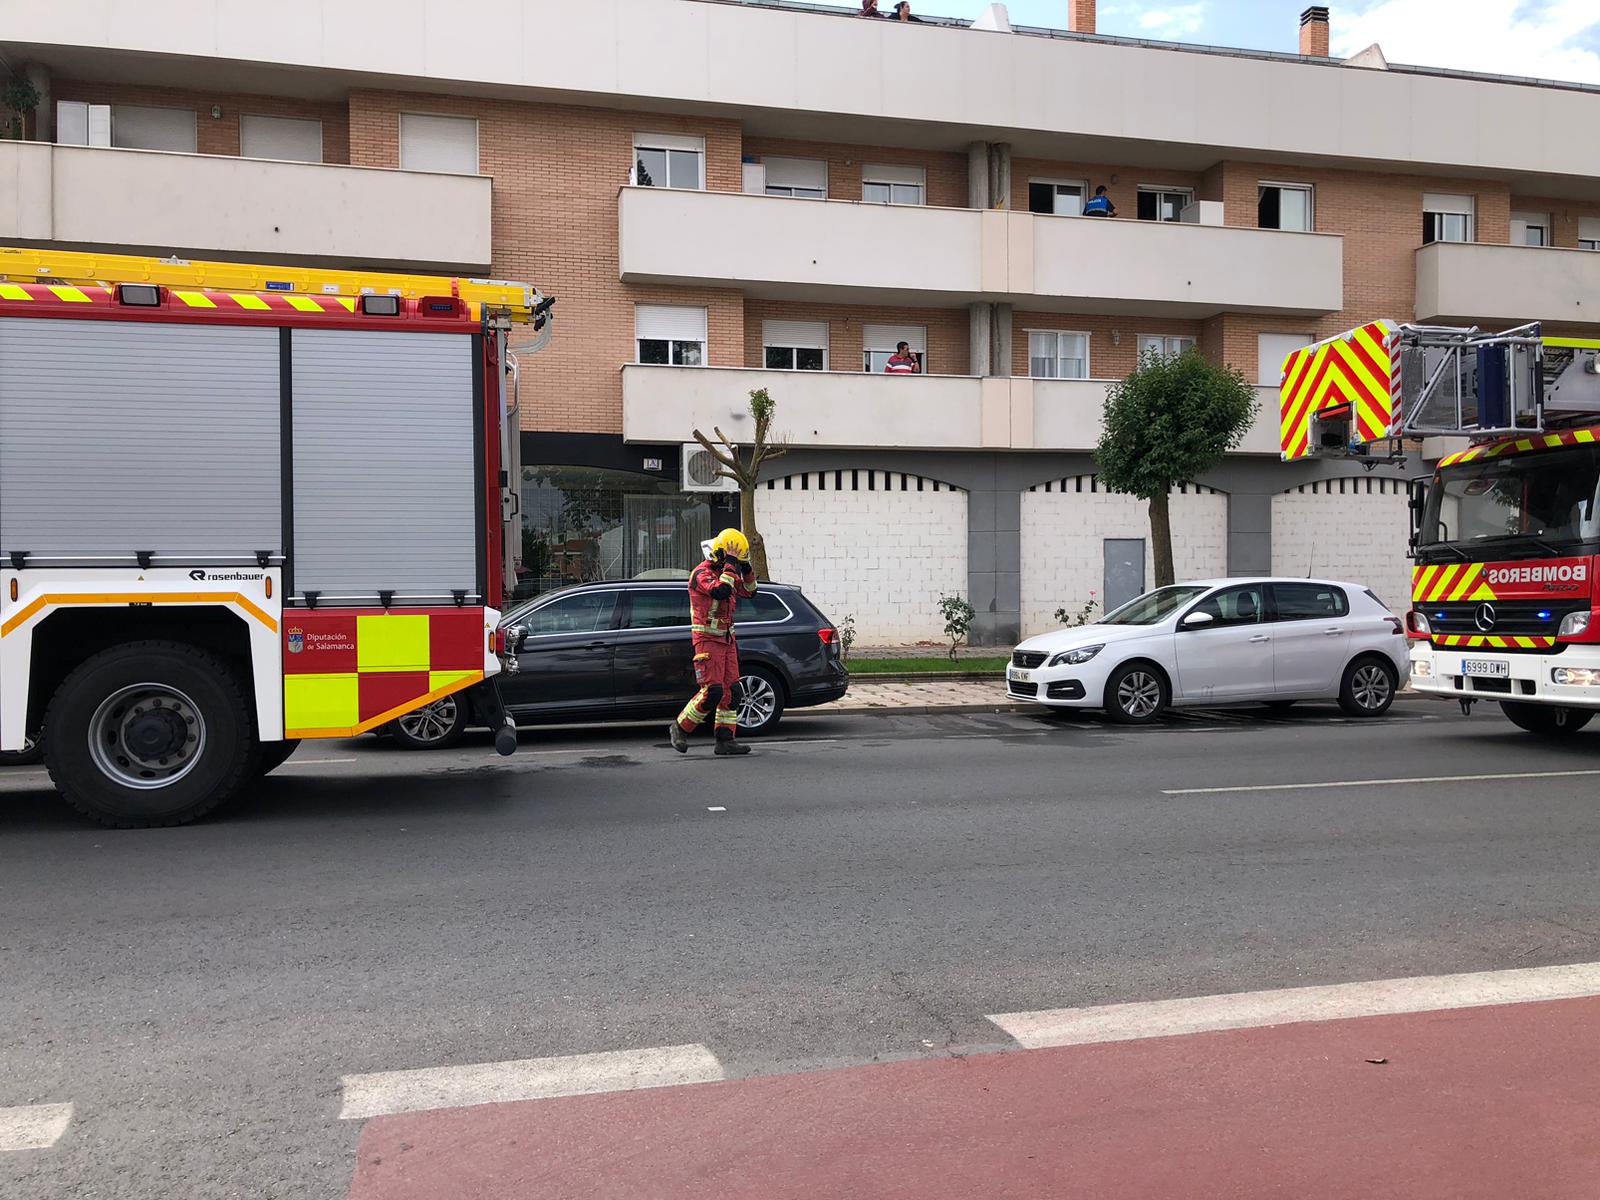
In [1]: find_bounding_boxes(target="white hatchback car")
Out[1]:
[1008,578,1409,723]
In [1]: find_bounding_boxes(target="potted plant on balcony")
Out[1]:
[2,73,40,140]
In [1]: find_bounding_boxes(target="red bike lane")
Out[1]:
[348,995,1600,1199]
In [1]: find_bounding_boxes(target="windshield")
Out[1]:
[1422,446,1600,552]
[1100,585,1210,625]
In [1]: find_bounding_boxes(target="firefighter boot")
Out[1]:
[714,732,751,757]
[669,722,690,753]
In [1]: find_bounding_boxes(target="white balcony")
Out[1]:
[618,188,1342,316]
[0,141,492,271]
[623,364,1283,454]
[1415,241,1600,327]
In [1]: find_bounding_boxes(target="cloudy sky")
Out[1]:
[823,0,1600,83]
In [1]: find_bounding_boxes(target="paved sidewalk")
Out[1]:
[811,678,1019,716]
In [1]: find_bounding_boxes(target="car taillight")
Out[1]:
[1385,616,1404,636]
[818,627,837,644]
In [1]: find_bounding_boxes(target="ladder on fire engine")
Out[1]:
[0,245,554,343]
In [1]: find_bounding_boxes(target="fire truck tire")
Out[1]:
[254,738,302,776]
[1500,701,1595,737]
[1338,656,1398,717]
[43,641,255,829]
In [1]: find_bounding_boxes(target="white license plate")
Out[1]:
[1461,659,1509,678]
[1011,669,1033,684]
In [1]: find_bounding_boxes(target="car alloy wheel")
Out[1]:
[396,698,460,744]
[1116,670,1163,719]
[1350,663,1392,711]
[737,672,778,731]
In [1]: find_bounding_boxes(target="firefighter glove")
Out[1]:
[710,582,734,600]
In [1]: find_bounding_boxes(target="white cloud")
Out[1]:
[1134,2,1206,38]
[1331,0,1600,84]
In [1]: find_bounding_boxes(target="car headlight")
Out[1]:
[1553,667,1600,686]
[1048,644,1104,667]
[1411,659,1432,678]
[1558,611,1592,638]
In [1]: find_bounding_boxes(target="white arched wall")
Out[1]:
[1272,476,1412,611]
[1020,476,1229,636]
[759,469,968,643]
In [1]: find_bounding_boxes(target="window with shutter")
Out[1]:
[636,305,708,366]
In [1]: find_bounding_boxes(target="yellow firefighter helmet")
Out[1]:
[711,528,750,561]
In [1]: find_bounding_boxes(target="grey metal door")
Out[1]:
[1103,538,1146,611]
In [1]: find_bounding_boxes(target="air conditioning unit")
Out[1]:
[681,442,739,493]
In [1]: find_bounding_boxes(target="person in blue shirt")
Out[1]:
[1083,185,1117,217]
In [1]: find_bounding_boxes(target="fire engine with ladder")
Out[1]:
[1279,317,1600,735]
[0,246,554,826]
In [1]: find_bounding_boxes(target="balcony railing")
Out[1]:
[623,364,1283,453]
[0,141,493,271]
[1415,240,1600,326]
[618,187,1342,316]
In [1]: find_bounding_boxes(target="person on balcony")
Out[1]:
[894,2,923,19]
[885,342,923,374]
[1083,185,1117,217]
[859,0,885,15]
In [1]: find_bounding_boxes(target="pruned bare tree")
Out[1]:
[691,387,785,580]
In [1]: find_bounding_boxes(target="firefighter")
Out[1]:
[670,528,759,756]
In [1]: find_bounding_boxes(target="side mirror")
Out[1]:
[1180,610,1214,629]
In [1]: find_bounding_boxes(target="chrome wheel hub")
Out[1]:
[737,675,777,730]
[1352,665,1392,710]
[1117,672,1162,718]
[397,698,459,743]
[89,684,206,789]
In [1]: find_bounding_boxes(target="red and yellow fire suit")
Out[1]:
[676,555,759,739]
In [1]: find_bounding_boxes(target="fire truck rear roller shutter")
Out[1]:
[289,329,478,604]
[0,318,280,558]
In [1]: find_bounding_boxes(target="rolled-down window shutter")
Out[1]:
[863,163,925,186]
[1422,192,1473,215]
[636,305,708,343]
[1580,217,1600,242]
[763,157,826,191]
[862,324,926,353]
[762,320,827,349]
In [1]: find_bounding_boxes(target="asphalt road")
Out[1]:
[6,699,1600,1198]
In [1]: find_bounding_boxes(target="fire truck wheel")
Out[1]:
[1500,701,1595,737]
[1338,656,1398,717]
[43,641,255,829]
[254,738,302,776]
[1103,661,1169,724]
[388,697,468,750]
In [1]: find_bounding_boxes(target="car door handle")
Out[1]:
[586,640,609,649]
[1249,634,1271,643]
[1323,627,1344,636]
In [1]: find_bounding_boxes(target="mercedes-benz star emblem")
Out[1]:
[1474,602,1497,632]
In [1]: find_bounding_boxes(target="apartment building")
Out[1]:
[5,0,1600,642]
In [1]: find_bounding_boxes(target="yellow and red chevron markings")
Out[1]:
[1411,564,1554,649]
[0,281,362,316]
[1279,321,1395,461]
[1437,427,1600,468]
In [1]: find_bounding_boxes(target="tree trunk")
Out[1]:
[1148,489,1175,588]
[740,484,770,581]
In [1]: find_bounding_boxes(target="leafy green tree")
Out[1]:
[1094,350,1257,588]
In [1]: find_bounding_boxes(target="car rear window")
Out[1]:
[627,589,690,629]
[743,590,793,623]
[1274,582,1349,619]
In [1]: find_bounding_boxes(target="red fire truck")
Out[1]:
[1279,319,1600,734]
[0,247,553,825]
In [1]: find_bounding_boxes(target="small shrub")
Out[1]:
[838,613,857,662]
[1053,592,1101,627]
[937,593,976,661]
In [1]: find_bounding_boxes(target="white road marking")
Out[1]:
[1164,767,1600,795]
[707,806,726,812]
[989,960,1600,1049]
[338,1043,724,1120]
[0,1103,72,1152]
[276,758,360,767]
